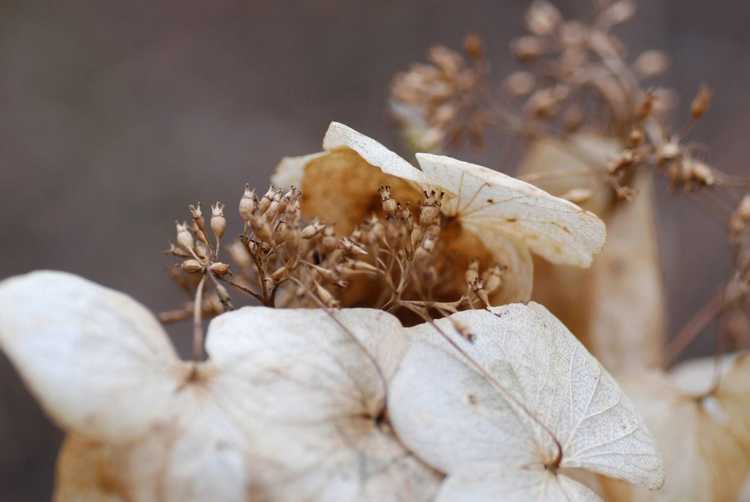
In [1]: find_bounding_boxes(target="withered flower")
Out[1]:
[274,122,606,307]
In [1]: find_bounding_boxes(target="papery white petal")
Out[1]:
[203,307,439,500]
[390,303,663,490]
[272,152,326,189]
[0,271,186,442]
[415,153,606,267]
[436,467,601,502]
[323,121,427,185]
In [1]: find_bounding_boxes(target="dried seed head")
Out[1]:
[239,185,257,221]
[340,237,368,256]
[175,221,194,252]
[690,85,712,120]
[526,1,562,35]
[181,259,203,273]
[210,202,226,239]
[209,262,230,276]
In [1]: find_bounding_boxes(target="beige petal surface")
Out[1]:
[519,136,665,372]
[204,306,440,501]
[0,271,185,442]
[416,153,606,267]
[389,303,662,502]
[436,466,601,502]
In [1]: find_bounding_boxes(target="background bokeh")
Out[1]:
[1,0,748,499]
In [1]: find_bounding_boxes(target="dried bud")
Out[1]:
[627,129,644,148]
[175,221,194,252]
[526,88,559,119]
[301,220,325,239]
[228,241,251,268]
[209,262,230,276]
[189,203,204,226]
[483,264,505,294]
[210,202,226,239]
[250,214,273,242]
[239,185,257,221]
[181,259,203,273]
[258,187,277,214]
[599,0,635,27]
[690,85,712,120]
[526,1,561,35]
[634,50,669,78]
[657,140,681,164]
[379,186,398,216]
[505,71,535,97]
[463,33,483,60]
[419,201,441,226]
[512,36,544,62]
[465,259,480,286]
[340,237,368,256]
[314,282,340,309]
[560,188,592,204]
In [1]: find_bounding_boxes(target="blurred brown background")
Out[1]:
[0,0,748,499]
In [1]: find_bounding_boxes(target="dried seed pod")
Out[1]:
[512,36,544,62]
[175,222,194,253]
[379,186,398,216]
[634,50,669,78]
[181,259,203,273]
[314,282,340,308]
[526,1,562,35]
[465,259,480,286]
[301,220,325,239]
[690,85,712,120]
[210,202,226,239]
[239,185,257,221]
[209,262,230,276]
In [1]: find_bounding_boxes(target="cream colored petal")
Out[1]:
[56,401,253,502]
[323,121,427,185]
[271,151,327,189]
[517,134,621,216]
[203,307,439,500]
[436,467,601,502]
[390,303,663,490]
[415,153,606,267]
[0,271,186,442]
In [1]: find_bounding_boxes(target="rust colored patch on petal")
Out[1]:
[301,148,422,235]
[55,434,129,502]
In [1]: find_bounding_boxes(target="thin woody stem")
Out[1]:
[192,274,208,361]
[665,286,727,367]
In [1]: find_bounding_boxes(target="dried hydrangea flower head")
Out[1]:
[273,121,605,315]
[0,271,440,501]
[388,302,664,501]
[600,354,750,501]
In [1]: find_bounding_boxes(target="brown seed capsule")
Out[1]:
[314,282,339,308]
[526,1,561,35]
[175,222,194,252]
[340,237,368,256]
[258,187,277,214]
[465,259,480,285]
[209,262,230,276]
[379,186,398,216]
[690,85,712,120]
[210,202,226,239]
[512,36,544,62]
[301,220,325,239]
[239,185,257,221]
[181,259,203,273]
[483,265,504,294]
[464,33,483,60]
